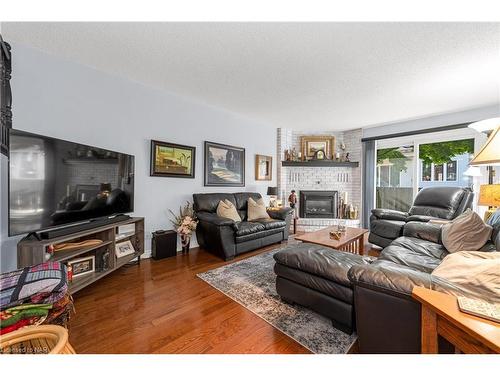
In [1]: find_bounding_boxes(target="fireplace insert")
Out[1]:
[299,190,338,218]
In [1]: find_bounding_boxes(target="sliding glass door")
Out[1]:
[376,144,414,212]
[374,128,481,213]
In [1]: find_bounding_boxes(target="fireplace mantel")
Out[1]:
[281,160,359,167]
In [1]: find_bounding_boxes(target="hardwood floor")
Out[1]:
[69,237,377,354]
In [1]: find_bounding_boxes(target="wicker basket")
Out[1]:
[0,325,75,354]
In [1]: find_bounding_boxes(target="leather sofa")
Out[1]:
[349,221,499,353]
[369,186,473,248]
[193,192,293,261]
[274,221,499,352]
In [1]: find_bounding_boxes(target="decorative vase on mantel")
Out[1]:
[180,234,191,253]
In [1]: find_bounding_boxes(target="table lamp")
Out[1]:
[478,184,500,221]
[469,124,500,186]
[267,186,278,208]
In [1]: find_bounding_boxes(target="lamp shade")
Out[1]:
[267,186,277,196]
[468,117,500,132]
[100,183,112,193]
[470,126,500,166]
[478,184,500,207]
[463,166,482,177]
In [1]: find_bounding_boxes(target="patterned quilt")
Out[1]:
[0,262,68,310]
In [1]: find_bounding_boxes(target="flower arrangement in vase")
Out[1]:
[169,202,198,253]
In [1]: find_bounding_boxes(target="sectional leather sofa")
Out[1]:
[274,221,499,353]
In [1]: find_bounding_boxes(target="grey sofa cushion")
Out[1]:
[252,218,286,230]
[371,219,406,239]
[234,221,265,236]
[273,243,373,287]
[274,263,354,303]
[376,236,448,274]
[408,186,467,220]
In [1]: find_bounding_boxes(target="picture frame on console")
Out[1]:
[255,154,272,181]
[115,240,136,258]
[150,140,196,178]
[204,141,245,187]
[67,255,95,278]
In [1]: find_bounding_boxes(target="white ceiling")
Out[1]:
[2,22,500,131]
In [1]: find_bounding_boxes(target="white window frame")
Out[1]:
[420,159,458,182]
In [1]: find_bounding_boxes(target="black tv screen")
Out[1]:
[8,129,135,236]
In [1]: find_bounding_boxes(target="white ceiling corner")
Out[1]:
[2,22,499,131]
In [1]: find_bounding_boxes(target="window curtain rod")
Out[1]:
[361,122,470,143]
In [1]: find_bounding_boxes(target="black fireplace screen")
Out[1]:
[299,190,338,218]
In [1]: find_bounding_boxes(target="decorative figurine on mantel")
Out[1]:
[284,149,291,161]
[339,143,346,161]
[345,152,350,162]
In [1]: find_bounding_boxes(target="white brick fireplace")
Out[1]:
[277,128,363,232]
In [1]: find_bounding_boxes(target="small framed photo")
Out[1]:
[115,240,136,258]
[67,255,95,278]
[255,154,272,181]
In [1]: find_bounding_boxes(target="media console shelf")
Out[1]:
[17,217,144,294]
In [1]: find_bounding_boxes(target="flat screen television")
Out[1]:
[8,129,135,236]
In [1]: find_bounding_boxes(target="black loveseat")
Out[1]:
[193,192,293,261]
[369,186,473,248]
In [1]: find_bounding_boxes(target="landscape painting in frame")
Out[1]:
[204,141,245,186]
[150,140,195,178]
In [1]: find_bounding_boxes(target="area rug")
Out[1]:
[197,245,357,354]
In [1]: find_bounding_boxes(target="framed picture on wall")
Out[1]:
[150,140,196,178]
[300,136,335,160]
[255,154,272,181]
[204,141,245,186]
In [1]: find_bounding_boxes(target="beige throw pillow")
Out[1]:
[216,199,241,222]
[247,197,270,221]
[432,251,500,303]
[441,209,492,253]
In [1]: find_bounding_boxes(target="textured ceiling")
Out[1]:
[3,22,500,130]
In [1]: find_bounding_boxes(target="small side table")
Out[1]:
[412,287,500,354]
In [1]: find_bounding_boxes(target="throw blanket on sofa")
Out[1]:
[432,251,500,303]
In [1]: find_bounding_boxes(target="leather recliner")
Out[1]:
[369,186,473,248]
[193,192,293,261]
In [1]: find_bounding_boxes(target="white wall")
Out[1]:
[0,43,277,272]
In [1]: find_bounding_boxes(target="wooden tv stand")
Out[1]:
[17,217,144,294]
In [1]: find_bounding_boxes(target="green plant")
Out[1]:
[418,139,474,164]
[377,147,409,172]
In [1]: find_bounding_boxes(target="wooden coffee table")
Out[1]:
[295,226,368,255]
